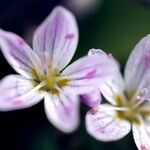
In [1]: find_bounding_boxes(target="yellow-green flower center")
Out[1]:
[31,68,69,95]
[115,93,150,125]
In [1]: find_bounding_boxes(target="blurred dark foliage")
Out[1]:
[0,0,61,33]
[0,1,63,150]
[134,0,150,6]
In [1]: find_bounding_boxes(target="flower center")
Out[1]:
[115,93,150,125]
[31,68,69,95]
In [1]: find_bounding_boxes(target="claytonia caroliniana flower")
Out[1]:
[0,6,117,133]
[86,36,150,150]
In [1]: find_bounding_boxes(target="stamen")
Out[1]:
[18,80,46,100]
[54,84,62,94]
[110,106,129,112]
[55,76,69,82]
[101,105,129,112]
[54,85,71,109]
[31,61,69,95]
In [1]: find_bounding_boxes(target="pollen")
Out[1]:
[114,94,150,125]
[32,68,69,95]
[116,109,141,125]
[115,95,125,106]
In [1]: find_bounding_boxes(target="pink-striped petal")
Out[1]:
[0,75,44,111]
[33,6,78,71]
[0,29,43,79]
[125,35,150,94]
[85,104,131,141]
[133,123,150,150]
[62,54,118,95]
[87,49,124,105]
[80,89,101,107]
[44,91,79,133]
[100,70,125,105]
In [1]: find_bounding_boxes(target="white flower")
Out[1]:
[0,6,117,133]
[86,36,150,150]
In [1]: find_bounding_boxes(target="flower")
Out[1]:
[0,6,117,133]
[85,36,150,150]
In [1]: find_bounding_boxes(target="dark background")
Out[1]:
[0,0,150,149]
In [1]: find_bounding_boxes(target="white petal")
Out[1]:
[0,29,44,79]
[133,123,150,150]
[85,104,131,141]
[88,48,118,65]
[100,70,125,105]
[0,75,44,111]
[125,35,150,94]
[44,91,79,133]
[87,49,124,105]
[62,54,118,95]
[33,6,78,70]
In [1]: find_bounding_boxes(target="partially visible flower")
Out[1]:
[0,6,117,133]
[86,35,150,149]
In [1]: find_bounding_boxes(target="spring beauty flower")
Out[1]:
[0,6,117,133]
[86,36,150,150]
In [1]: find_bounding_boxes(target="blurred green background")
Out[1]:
[0,0,150,149]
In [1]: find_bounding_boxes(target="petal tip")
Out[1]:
[52,5,75,19]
